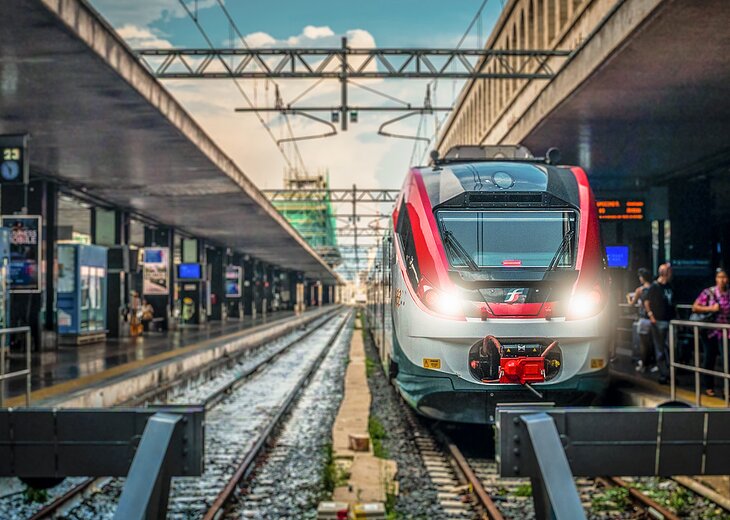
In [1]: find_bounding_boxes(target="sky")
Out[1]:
[88,0,505,275]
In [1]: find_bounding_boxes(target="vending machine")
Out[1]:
[57,243,108,344]
[176,263,205,325]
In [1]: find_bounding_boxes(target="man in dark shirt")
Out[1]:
[644,263,674,383]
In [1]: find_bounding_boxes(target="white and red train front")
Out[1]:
[388,155,612,423]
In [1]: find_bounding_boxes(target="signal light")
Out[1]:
[349,111,358,123]
[331,111,340,123]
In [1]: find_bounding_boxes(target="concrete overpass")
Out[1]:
[437,0,730,298]
[0,0,339,283]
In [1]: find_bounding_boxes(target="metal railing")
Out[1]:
[0,326,32,407]
[669,320,730,407]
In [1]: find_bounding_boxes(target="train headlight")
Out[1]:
[567,288,603,319]
[420,283,463,318]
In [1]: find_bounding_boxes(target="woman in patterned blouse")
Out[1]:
[692,268,730,397]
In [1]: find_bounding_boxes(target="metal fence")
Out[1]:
[669,320,730,407]
[0,326,32,407]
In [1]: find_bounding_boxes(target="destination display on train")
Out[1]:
[596,199,645,220]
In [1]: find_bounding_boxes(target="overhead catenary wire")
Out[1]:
[417,0,492,165]
[214,0,314,172]
[180,0,315,175]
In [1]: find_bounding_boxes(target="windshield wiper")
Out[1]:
[545,229,575,273]
[443,230,479,271]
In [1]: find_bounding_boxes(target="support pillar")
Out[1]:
[143,226,174,330]
[243,256,255,317]
[93,208,129,338]
[208,246,224,321]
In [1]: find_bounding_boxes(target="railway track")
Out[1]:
[364,326,729,520]
[20,309,350,520]
[436,437,730,520]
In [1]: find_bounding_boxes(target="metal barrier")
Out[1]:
[498,407,730,520]
[615,303,639,356]
[0,406,205,519]
[669,320,730,406]
[0,326,32,407]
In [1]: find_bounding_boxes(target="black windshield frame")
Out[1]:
[435,208,578,271]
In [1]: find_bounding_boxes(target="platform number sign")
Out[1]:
[0,134,29,185]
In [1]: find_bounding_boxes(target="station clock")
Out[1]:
[0,134,29,185]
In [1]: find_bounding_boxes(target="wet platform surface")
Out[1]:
[2,310,303,399]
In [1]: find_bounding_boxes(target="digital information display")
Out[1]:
[177,263,202,280]
[596,199,644,220]
[606,245,630,269]
[0,134,29,185]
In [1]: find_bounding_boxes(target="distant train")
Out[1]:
[366,145,611,423]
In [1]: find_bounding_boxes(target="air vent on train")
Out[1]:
[468,193,544,204]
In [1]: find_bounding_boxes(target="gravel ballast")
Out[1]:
[362,327,444,519]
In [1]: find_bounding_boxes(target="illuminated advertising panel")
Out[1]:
[1,215,41,293]
[142,247,169,295]
[225,266,242,298]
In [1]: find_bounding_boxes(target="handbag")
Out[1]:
[637,318,652,335]
[689,288,717,322]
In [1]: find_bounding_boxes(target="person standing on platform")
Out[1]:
[627,267,654,373]
[691,267,730,397]
[644,263,674,384]
[141,299,155,332]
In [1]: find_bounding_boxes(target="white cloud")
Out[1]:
[117,24,173,49]
[234,27,378,74]
[242,31,277,48]
[296,25,335,42]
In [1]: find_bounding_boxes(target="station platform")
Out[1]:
[1,306,334,408]
[610,354,728,408]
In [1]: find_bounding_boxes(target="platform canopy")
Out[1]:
[520,0,730,190]
[0,0,340,283]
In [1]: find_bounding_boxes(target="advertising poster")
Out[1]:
[2,215,41,293]
[225,265,242,298]
[142,247,169,295]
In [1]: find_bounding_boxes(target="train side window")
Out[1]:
[396,201,420,288]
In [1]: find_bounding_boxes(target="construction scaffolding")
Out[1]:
[269,169,341,267]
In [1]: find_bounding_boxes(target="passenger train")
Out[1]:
[366,145,612,423]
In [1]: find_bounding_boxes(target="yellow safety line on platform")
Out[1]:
[610,369,727,408]
[5,316,298,408]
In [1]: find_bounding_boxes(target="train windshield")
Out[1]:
[437,210,577,269]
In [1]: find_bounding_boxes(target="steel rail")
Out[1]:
[27,479,97,520]
[441,436,505,520]
[202,311,351,520]
[29,309,341,520]
[601,476,681,520]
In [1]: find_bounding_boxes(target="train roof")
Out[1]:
[414,158,581,209]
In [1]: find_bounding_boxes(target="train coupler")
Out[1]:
[468,336,561,385]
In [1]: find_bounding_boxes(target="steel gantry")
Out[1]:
[136,38,571,130]
[137,45,569,80]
